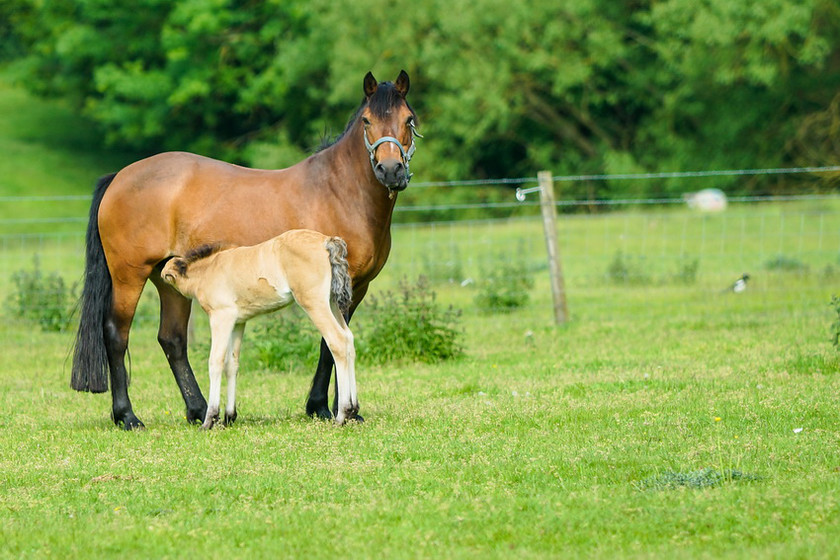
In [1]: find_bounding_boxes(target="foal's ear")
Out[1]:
[162,258,186,284]
[394,70,410,97]
[363,71,378,98]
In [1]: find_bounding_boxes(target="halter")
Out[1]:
[363,120,423,197]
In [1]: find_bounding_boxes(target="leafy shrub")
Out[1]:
[606,251,652,285]
[830,295,840,350]
[200,306,322,372]
[764,254,809,273]
[5,255,76,332]
[672,258,700,285]
[358,276,463,364]
[474,256,535,311]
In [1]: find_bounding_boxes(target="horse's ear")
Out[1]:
[395,70,410,97]
[363,72,378,98]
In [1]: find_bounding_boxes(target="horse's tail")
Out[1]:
[71,173,116,393]
[325,237,353,316]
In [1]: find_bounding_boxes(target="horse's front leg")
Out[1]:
[306,338,336,419]
[152,275,207,424]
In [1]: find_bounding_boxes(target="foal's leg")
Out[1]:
[151,274,208,424]
[204,311,237,430]
[223,322,245,426]
[306,284,367,419]
[305,302,358,424]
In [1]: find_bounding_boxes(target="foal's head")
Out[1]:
[161,244,223,293]
[359,70,420,193]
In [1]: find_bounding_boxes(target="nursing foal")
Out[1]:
[161,229,358,428]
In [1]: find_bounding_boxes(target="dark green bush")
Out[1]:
[5,256,76,332]
[358,276,463,364]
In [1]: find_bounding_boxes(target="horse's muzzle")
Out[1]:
[374,159,408,191]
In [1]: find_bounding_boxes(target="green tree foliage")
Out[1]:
[4,0,840,195]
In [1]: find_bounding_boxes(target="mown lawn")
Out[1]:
[1,73,839,559]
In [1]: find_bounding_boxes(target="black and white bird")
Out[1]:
[726,273,750,293]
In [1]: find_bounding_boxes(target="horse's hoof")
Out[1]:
[306,402,333,420]
[186,403,208,424]
[223,410,237,426]
[115,414,145,431]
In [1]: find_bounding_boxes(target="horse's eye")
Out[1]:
[362,117,371,126]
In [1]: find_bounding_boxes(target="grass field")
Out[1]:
[2,76,840,559]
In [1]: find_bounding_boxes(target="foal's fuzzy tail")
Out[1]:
[325,237,353,315]
[71,173,116,393]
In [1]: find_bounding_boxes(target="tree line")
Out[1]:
[2,0,839,203]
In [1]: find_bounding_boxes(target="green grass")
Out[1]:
[2,75,840,558]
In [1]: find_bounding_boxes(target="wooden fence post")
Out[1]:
[538,171,568,325]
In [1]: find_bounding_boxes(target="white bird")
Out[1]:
[727,273,750,293]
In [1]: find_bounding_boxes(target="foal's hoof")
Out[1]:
[336,406,363,425]
[223,410,237,426]
[199,420,216,431]
[200,412,219,430]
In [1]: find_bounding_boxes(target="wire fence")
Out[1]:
[1,167,839,338]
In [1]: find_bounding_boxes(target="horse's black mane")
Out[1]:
[174,243,224,275]
[316,81,416,152]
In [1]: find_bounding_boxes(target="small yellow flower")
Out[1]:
[714,417,722,422]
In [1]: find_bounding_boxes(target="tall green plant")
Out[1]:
[5,255,76,332]
[358,276,462,364]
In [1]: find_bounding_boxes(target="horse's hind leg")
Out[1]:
[151,274,208,424]
[106,276,149,430]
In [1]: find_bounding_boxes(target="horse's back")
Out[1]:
[98,152,311,267]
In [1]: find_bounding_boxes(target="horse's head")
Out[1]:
[360,70,422,195]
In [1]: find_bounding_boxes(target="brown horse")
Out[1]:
[71,70,420,429]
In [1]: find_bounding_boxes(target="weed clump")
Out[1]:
[606,251,652,285]
[245,307,321,370]
[635,468,762,491]
[359,276,463,364]
[5,255,76,332]
[830,295,840,350]
[764,254,809,273]
[474,257,535,312]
